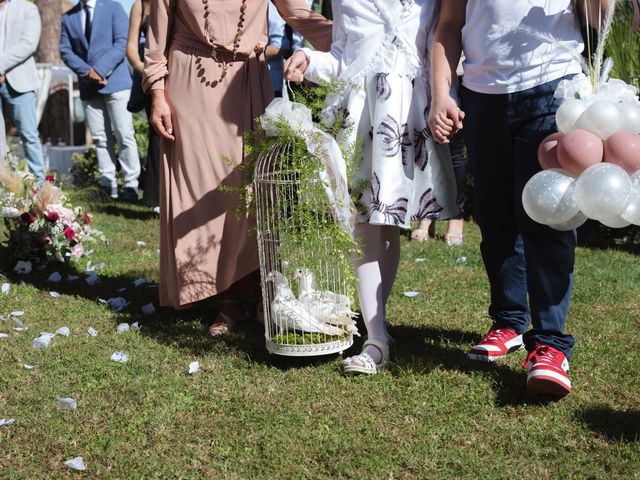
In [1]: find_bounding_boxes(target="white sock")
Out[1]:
[352,223,400,364]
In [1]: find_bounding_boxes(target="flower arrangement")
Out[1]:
[0,158,106,271]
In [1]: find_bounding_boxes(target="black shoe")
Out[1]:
[119,187,139,202]
[96,185,117,201]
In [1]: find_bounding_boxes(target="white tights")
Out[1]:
[352,223,401,364]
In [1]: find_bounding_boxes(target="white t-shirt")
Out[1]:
[461,0,584,94]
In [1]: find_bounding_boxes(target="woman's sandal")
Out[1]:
[411,220,436,242]
[444,232,463,246]
[209,301,240,337]
[343,338,390,375]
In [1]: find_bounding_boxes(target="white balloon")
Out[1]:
[618,102,640,134]
[620,179,640,225]
[555,98,587,133]
[599,216,631,228]
[574,100,624,140]
[549,211,588,231]
[522,169,579,225]
[575,163,632,219]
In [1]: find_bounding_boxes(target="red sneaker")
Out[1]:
[522,344,571,397]
[467,323,524,362]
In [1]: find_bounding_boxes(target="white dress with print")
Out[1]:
[302,0,458,229]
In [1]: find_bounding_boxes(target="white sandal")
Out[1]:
[343,338,389,375]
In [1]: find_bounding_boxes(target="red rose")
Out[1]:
[81,212,92,225]
[45,211,60,222]
[45,175,55,184]
[19,212,35,224]
[63,226,76,240]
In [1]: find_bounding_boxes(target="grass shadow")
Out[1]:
[387,324,562,407]
[91,203,158,221]
[577,405,640,443]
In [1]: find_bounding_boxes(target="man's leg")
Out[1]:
[105,90,140,192]
[83,95,118,197]
[0,95,7,158]
[1,84,44,180]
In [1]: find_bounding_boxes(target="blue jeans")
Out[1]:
[0,82,44,180]
[460,77,576,359]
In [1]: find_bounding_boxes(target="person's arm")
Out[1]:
[144,0,175,141]
[0,3,41,75]
[284,1,345,84]
[273,0,332,52]
[428,0,466,144]
[93,3,130,80]
[127,0,145,76]
[59,16,93,76]
[577,0,611,29]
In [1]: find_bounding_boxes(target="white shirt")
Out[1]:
[80,0,96,35]
[462,0,584,94]
[303,0,438,85]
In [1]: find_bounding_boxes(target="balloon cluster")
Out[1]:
[523,76,640,230]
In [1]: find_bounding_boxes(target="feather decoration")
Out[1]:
[593,0,618,88]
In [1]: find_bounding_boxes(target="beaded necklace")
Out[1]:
[196,0,248,88]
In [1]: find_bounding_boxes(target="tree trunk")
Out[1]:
[36,0,62,64]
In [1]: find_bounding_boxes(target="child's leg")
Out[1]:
[351,223,399,364]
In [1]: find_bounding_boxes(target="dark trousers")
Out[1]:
[460,77,576,359]
[449,131,467,219]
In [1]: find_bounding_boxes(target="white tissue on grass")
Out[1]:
[11,311,24,316]
[111,352,129,363]
[130,322,140,331]
[107,297,130,312]
[188,361,200,374]
[87,327,98,337]
[415,258,427,263]
[456,256,468,264]
[55,327,70,337]
[14,327,28,332]
[0,333,8,338]
[33,332,56,349]
[132,278,146,287]
[11,316,24,327]
[23,364,36,369]
[66,275,79,281]
[0,419,16,426]
[47,272,62,282]
[86,260,105,272]
[136,240,146,247]
[2,283,9,294]
[49,291,61,298]
[86,272,100,286]
[403,291,420,298]
[64,456,86,471]
[141,303,155,315]
[116,323,130,333]
[56,397,77,410]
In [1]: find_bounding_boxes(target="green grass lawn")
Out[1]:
[0,189,639,479]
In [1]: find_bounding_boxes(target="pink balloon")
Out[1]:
[603,131,640,173]
[557,129,604,176]
[538,132,564,169]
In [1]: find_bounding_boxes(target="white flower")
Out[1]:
[14,261,32,274]
[1,207,19,218]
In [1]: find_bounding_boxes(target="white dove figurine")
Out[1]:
[268,271,346,336]
[293,268,359,329]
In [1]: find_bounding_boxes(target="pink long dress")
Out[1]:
[143,0,332,307]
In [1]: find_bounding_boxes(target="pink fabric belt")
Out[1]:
[171,33,264,62]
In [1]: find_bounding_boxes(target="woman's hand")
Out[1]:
[428,94,465,144]
[284,50,309,84]
[150,90,175,141]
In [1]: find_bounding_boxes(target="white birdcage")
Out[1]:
[253,138,357,357]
